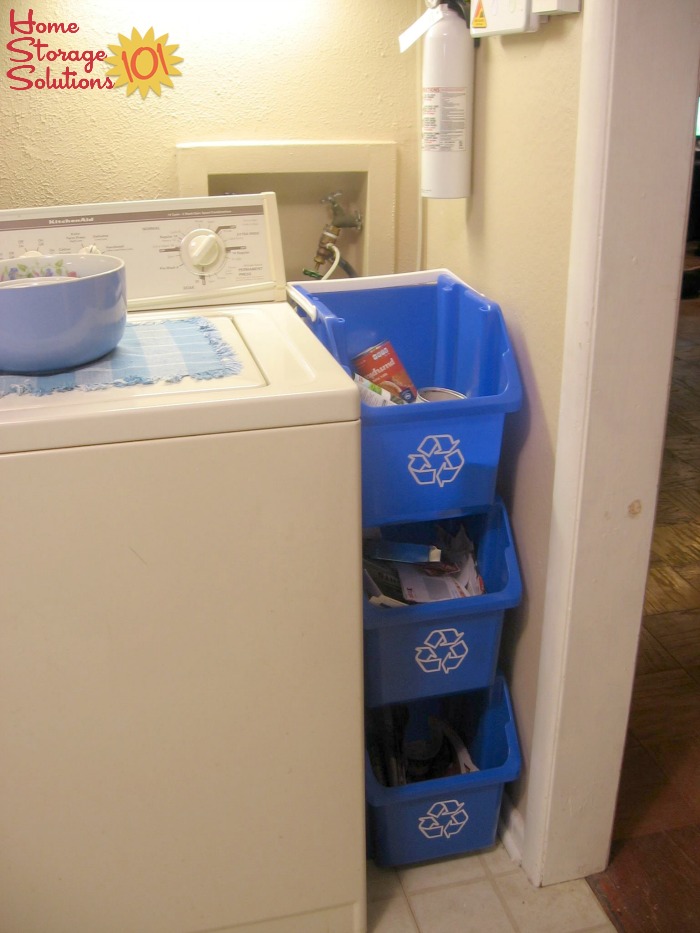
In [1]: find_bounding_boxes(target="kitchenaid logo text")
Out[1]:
[5,8,114,90]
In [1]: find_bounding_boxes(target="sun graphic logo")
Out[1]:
[104,27,183,99]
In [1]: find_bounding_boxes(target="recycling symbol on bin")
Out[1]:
[408,435,465,487]
[415,628,469,674]
[418,799,469,840]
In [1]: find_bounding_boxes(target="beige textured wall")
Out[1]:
[0,0,421,270]
[424,15,582,821]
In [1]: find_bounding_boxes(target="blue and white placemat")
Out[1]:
[0,316,243,398]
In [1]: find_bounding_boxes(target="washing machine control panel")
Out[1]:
[0,194,286,310]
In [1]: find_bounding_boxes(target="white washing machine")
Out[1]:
[0,195,366,933]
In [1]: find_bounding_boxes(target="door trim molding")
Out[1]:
[520,0,700,885]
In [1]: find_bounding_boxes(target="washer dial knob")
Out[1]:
[181,229,226,275]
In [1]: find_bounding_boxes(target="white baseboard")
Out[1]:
[498,791,525,869]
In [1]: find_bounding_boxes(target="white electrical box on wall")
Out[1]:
[470,0,580,36]
[470,0,539,36]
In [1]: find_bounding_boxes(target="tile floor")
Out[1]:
[586,253,700,929]
[367,251,700,933]
[367,844,616,933]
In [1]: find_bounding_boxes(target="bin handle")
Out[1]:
[289,290,319,322]
[290,291,349,367]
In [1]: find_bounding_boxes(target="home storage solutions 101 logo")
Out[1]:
[5,8,183,98]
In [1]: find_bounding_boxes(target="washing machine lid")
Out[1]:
[0,304,359,454]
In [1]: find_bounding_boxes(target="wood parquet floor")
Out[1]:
[586,251,700,932]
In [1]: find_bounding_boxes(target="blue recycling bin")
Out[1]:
[365,676,521,867]
[363,497,521,707]
[289,271,522,526]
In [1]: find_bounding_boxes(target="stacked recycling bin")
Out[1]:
[288,270,523,867]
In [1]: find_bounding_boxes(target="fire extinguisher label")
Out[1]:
[422,88,467,152]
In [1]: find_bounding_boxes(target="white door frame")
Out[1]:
[520,0,700,885]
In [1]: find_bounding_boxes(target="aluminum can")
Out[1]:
[417,386,467,403]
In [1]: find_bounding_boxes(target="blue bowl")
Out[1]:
[0,254,126,374]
